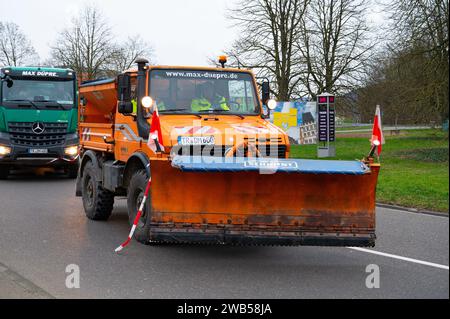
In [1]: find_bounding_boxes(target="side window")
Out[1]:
[228,80,255,112]
[130,77,137,101]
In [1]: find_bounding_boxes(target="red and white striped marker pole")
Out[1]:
[115,177,152,253]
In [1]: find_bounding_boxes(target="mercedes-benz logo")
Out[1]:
[32,122,45,134]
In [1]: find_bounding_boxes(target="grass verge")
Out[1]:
[290,129,449,212]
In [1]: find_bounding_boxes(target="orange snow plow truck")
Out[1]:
[75,58,380,247]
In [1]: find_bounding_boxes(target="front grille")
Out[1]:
[258,144,287,158]
[16,152,59,158]
[173,145,226,157]
[245,137,283,144]
[8,122,68,147]
[173,144,287,158]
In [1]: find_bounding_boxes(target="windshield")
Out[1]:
[1,79,75,108]
[150,69,260,115]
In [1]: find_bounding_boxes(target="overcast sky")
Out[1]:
[1,0,386,66]
[0,0,239,66]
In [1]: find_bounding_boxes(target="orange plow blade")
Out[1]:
[148,156,380,247]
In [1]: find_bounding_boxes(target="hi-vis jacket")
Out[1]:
[131,99,137,114]
[191,95,230,112]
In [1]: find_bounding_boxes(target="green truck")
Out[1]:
[0,66,79,179]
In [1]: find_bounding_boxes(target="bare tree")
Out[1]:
[225,0,310,101]
[298,0,374,98]
[0,21,38,66]
[387,0,449,122]
[51,6,116,81]
[389,0,448,54]
[106,35,154,75]
[355,0,449,125]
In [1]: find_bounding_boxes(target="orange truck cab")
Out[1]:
[75,58,380,247]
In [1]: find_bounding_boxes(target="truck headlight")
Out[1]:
[142,96,154,109]
[0,145,11,156]
[267,99,277,110]
[64,145,79,156]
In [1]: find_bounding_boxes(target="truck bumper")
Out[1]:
[0,133,79,168]
[0,155,79,168]
[149,225,376,247]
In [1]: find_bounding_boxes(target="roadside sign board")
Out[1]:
[317,93,336,157]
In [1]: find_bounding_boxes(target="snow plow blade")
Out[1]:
[148,156,380,247]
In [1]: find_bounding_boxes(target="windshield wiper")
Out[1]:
[198,109,245,119]
[159,108,202,118]
[36,99,66,110]
[159,108,189,113]
[5,99,38,109]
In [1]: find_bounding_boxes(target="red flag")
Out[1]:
[147,104,165,153]
[371,105,384,155]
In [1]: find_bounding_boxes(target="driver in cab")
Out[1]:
[191,82,230,112]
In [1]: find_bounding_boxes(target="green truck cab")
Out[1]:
[0,66,79,179]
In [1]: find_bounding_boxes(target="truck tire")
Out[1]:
[127,170,151,244]
[81,161,114,220]
[0,166,9,179]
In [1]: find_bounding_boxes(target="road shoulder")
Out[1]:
[0,262,54,299]
[376,203,449,217]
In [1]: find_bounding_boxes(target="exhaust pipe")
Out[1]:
[136,57,150,139]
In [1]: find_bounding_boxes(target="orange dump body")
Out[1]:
[78,79,117,152]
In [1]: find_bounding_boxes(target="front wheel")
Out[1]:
[127,170,152,244]
[81,161,114,220]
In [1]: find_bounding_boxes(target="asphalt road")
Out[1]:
[0,170,448,299]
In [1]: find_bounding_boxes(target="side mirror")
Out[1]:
[261,81,270,106]
[118,101,133,114]
[117,73,131,102]
[117,73,133,115]
[1,75,13,88]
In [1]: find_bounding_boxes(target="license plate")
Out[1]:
[28,148,48,154]
[178,136,215,146]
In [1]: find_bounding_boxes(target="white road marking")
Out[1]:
[348,247,449,270]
